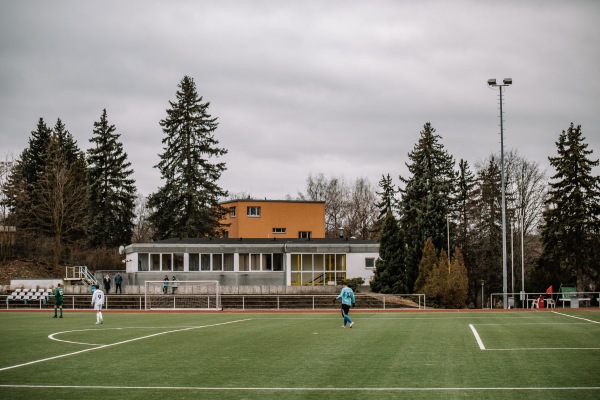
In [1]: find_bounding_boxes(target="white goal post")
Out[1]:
[144,280,221,310]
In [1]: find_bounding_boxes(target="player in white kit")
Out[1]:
[91,287,105,324]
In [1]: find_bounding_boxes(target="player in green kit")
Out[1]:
[53,283,64,318]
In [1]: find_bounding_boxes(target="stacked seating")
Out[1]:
[6,288,52,304]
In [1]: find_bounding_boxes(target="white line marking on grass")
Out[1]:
[1,384,599,392]
[553,311,600,324]
[469,324,485,350]
[0,319,251,373]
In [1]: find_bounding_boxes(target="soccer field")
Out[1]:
[0,309,599,400]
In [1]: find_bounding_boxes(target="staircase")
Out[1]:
[64,266,99,286]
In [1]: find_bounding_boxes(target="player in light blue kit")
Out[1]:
[333,282,355,328]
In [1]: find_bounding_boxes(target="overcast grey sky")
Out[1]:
[1,1,599,199]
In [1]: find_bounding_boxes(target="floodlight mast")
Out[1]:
[488,77,512,309]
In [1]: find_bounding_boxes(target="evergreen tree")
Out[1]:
[370,211,406,293]
[423,248,449,306]
[455,159,478,304]
[148,76,228,239]
[414,237,437,293]
[87,109,137,247]
[399,122,457,292]
[447,247,469,308]
[31,136,88,266]
[376,173,398,220]
[4,118,52,231]
[471,156,503,296]
[539,123,600,291]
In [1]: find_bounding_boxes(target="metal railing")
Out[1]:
[2,293,426,311]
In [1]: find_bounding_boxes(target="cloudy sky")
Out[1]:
[1,1,599,199]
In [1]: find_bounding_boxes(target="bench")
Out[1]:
[558,286,592,308]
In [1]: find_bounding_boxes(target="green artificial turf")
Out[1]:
[0,310,599,400]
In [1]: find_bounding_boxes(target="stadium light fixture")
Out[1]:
[487,77,512,309]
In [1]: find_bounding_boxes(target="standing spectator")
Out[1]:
[163,275,169,294]
[172,276,178,294]
[103,275,111,294]
[53,283,64,318]
[91,286,105,324]
[114,273,123,294]
[333,282,355,328]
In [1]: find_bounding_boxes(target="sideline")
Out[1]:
[0,384,599,392]
[0,319,251,373]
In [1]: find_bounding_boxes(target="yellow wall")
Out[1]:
[220,200,325,239]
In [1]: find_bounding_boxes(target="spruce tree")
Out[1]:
[87,109,137,247]
[399,122,457,292]
[424,248,449,306]
[539,123,600,291]
[471,156,503,295]
[376,173,398,220]
[32,136,88,266]
[455,159,477,304]
[148,76,228,239]
[5,118,52,231]
[414,237,437,293]
[370,211,406,293]
[447,247,469,308]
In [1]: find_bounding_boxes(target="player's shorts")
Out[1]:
[94,303,103,311]
[55,298,64,306]
[341,304,351,316]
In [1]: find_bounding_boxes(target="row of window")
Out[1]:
[136,253,374,273]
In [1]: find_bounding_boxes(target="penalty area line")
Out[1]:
[0,319,251,373]
[469,324,485,350]
[1,384,599,392]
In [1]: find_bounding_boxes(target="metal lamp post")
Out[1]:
[487,78,512,309]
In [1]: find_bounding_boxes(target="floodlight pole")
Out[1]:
[488,78,512,309]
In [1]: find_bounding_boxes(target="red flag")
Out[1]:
[545,285,553,294]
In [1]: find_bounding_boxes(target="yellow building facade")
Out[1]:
[220,199,326,239]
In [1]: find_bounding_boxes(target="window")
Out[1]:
[223,254,234,271]
[365,258,376,269]
[189,254,199,271]
[161,254,172,271]
[138,253,149,271]
[229,207,236,218]
[298,231,311,239]
[173,253,184,271]
[272,228,286,234]
[247,206,261,217]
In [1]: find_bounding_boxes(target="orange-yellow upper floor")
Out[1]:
[220,199,325,239]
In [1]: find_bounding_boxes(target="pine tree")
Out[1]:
[370,211,406,293]
[423,248,449,306]
[539,123,600,291]
[376,174,398,220]
[4,118,53,231]
[33,137,88,266]
[455,159,478,304]
[87,109,137,247]
[414,237,437,293]
[148,76,228,239]
[471,156,503,295]
[447,247,469,308]
[399,122,457,292]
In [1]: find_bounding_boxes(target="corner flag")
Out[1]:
[545,285,553,294]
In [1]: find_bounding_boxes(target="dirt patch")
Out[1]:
[0,259,65,285]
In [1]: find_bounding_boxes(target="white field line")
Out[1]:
[552,311,600,324]
[470,312,600,351]
[0,384,599,392]
[469,324,485,350]
[0,319,251,373]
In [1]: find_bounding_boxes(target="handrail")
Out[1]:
[2,293,426,311]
